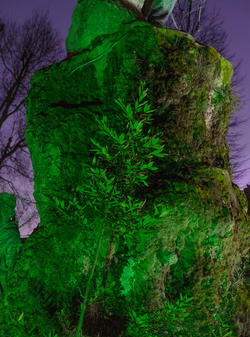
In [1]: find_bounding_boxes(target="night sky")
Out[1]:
[1,0,250,237]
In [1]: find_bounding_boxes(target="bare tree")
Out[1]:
[0,18,4,33]
[227,121,250,183]
[0,9,65,235]
[226,111,250,188]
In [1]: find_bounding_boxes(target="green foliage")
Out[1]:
[51,79,237,337]
[45,328,58,337]
[126,292,194,336]
[52,79,170,335]
[53,80,170,233]
[208,313,233,337]
[0,12,243,335]
[125,294,234,337]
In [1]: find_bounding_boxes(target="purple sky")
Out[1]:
[1,0,250,237]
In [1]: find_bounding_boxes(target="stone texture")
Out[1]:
[0,193,21,293]
[0,1,249,336]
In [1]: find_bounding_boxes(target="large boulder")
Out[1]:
[0,1,249,336]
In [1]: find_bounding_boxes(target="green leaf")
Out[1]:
[143,103,152,113]
[216,314,223,323]
[92,155,97,166]
[126,104,133,120]
[139,90,147,103]
[185,296,194,303]
[135,120,143,131]
[106,185,113,193]
[134,99,139,111]
[90,137,102,149]
[18,312,24,321]
[118,133,125,144]
[102,115,108,124]
[151,151,168,158]
[151,137,160,144]
[159,209,173,217]
[114,97,127,114]
[149,166,158,171]
[142,139,152,148]
[153,204,160,215]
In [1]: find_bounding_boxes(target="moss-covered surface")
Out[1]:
[0,1,249,336]
[0,193,21,294]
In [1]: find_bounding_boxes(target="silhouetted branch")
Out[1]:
[0,9,65,233]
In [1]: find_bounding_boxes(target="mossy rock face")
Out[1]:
[0,1,249,336]
[0,193,21,294]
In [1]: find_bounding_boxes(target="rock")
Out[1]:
[0,1,249,336]
[244,184,250,215]
[0,193,21,293]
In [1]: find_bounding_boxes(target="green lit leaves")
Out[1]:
[53,194,89,226]
[126,292,194,336]
[114,99,133,120]
[17,312,25,327]
[52,80,171,235]
[55,198,65,210]
[162,293,193,323]
[118,132,126,143]
[208,313,233,337]
[120,195,146,214]
[138,80,147,102]
[139,161,158,172]
[89,137,112,162]
[92,115,120,143]
[85,80,169,232]
[89,167,115,191]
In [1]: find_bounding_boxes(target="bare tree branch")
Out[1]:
[0,9,65,235]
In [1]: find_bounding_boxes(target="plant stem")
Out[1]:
[75,223,105,337]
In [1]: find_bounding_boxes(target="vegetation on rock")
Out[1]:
[0,1,249,336]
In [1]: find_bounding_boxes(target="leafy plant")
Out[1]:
[208,313,233,337]
[126,296,234,337]
[52,79,235,337]
[46,331,58,337]
[126,292,194,336]
[53,79,171,336]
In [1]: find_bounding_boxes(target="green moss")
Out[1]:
[0,1,248,336]
[0,193,21,294]
[220,56,233,86]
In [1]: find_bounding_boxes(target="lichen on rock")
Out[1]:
[0,1,249,336]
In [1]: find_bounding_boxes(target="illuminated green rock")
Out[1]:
[0,193,21,293]
[0,1,248,336]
